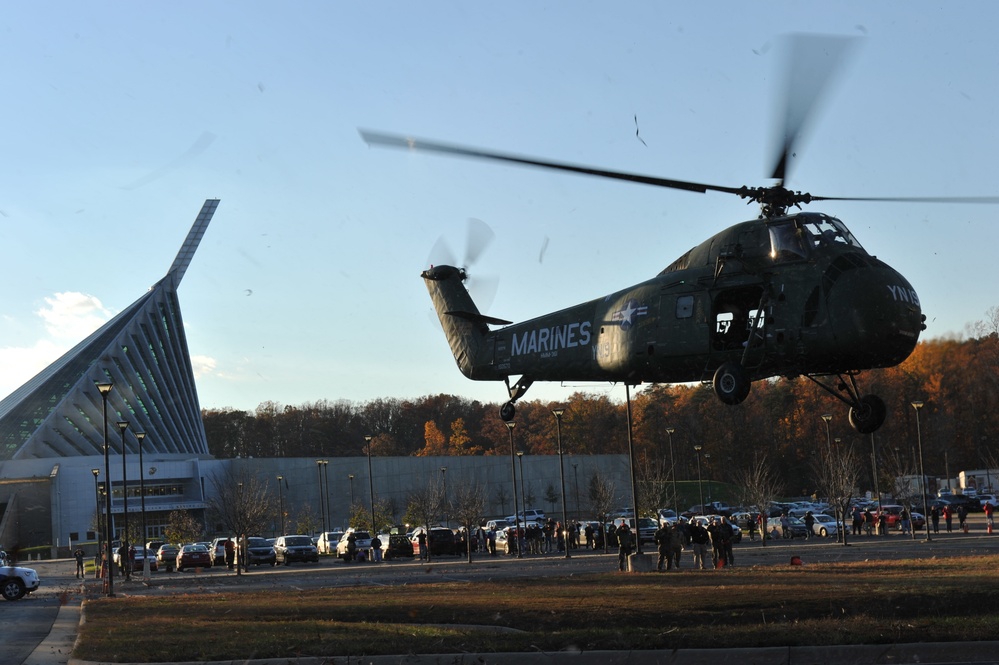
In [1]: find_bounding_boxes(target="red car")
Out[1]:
[176,544,212,571]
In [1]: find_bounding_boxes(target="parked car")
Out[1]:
[176,544,212,571]
[980,494,998,508]
[810,513,839,537]
[133,545,159,572]
[316,530,345,555]
[243,537,277,566]
[613,517,659,545]
[381,533,414,560]
[209,537,231,567]
[336,530,373,561]
[767,516,809,539]
[692,515,743,543]
[275,535,319,565]
[156,543,181,572]
[1,551,40,601]
[505,509,546,525]
[409,526,456,557]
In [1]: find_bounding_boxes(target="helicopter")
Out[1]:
[359,36,997,434]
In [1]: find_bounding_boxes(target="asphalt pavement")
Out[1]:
[11,516,999,665]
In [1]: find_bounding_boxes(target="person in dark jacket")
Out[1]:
[617,524,634,571]
[654,523,671,572]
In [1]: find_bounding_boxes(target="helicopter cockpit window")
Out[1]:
[800,216,864,251]
[768,222,809,262]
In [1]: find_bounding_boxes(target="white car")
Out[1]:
[810,513,839,537]
[1,552,40,601]
[979,494,998,508]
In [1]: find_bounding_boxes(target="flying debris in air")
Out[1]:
[538,236,550,263]
[634,115,647,147]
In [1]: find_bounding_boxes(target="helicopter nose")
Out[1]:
[825,259,924,367]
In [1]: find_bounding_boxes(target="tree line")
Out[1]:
[202,308,999,501]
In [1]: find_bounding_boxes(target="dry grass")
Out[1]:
[76,555,999,662]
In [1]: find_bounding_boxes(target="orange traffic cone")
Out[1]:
[988,523,993,534]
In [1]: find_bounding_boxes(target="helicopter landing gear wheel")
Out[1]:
[712,361,751,405]
[500,401,516,422]
[849,394,886,434]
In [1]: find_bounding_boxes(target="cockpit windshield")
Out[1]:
[769,214,863,263]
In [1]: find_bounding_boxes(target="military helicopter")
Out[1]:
[360,36,997,434]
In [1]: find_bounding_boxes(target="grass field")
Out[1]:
[74,554,999,662]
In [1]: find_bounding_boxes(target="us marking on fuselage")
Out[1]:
[511,321,592,357]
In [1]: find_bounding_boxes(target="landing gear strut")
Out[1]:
[500,377,534,422]
[805,373,887,434]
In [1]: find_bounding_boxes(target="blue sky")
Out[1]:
[2,2,997,411]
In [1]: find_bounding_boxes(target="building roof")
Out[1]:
[0,200,220,460]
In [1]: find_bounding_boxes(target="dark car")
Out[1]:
[176,544,212,571]
[382,534,414,560]
[767,516,809,539]
[410,527,456,556]
[156,543,181,572]
[243,537,277,566]
[275,535,319,565]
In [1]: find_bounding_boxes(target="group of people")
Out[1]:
[619,515,736,572]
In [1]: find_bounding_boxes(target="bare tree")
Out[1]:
[164,510,203,545]
[451,481,487,563]
[348,499,394,533]
[812,441,862,546]
[882,445,920,539]
[403,481,445,562]
[731,452,784,547]
[636,458,674,520]
[588,472,616,553]
[206,466,273,576]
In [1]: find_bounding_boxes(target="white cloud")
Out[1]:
[0,292,113,401]
[37,292,112,340]
[190,354,218,378]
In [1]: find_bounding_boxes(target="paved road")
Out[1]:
[8,516,999,664]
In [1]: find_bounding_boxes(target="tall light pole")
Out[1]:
[136,431,148,578]
[365,435,376,535]
[552,408,570,559]
[322,460,332,532]
[348,474,355,508]
[666,427,677,519]
[821,413,833,456]
[91,468,101,550]
[694,444,704,514]
[506,421,521,558]
[870,433,881,505]
[516,452,527,534]
[96,381,114,597]
[439,466,448,528]
[116,420,130,581]
[276,476,285,535]
[912,401,932,542]
[316,460,327,535]
[624,384,642,554]
[572,462,580,520]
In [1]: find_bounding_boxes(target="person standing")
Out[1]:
[804,511,815,540]
[689,519,710,570]
[985,502,994,534]
[616,524,634,572]
[669,521,684,570]
[654,523,671,572]
[957,504,968,533]
[417,531,427,560]
[943,504,953,532]
[73,546,86,578]
[930,505,940,533]
[370,534,382,562]
[224,538,235,570]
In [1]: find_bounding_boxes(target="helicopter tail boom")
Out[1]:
[422,265,510,379]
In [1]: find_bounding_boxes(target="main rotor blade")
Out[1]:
[360,129,744,197]
[810,194,999,204]
[771,34,859,183]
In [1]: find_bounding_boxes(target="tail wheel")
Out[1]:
[712,362,751,405]
[849,394,887,434]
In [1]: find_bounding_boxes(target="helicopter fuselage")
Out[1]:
[423,212,924,394]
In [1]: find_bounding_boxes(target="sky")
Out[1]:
[2,3,997,412]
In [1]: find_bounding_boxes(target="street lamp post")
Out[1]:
[506,421,521,558]
[322,460,331,532]
[348,474,355,508]
[96,381,115,597]
[571,462,579,521]
[116,420,130,581]
[136,431,148,578]
[694,445,704,513]
[871,433,881,505]
[552,408,570,559]
[91,469,101,550]
[440,466,448,528]
[821,413,833,456]
[276,476,285,535]
[516,452,527,540]
[365,435,376,534]
[912,401,932,542]
[316,460,327,536]
[665,427,677,519]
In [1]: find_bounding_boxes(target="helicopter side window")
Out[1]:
[676,295,694,319]
[768,223,809,263]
